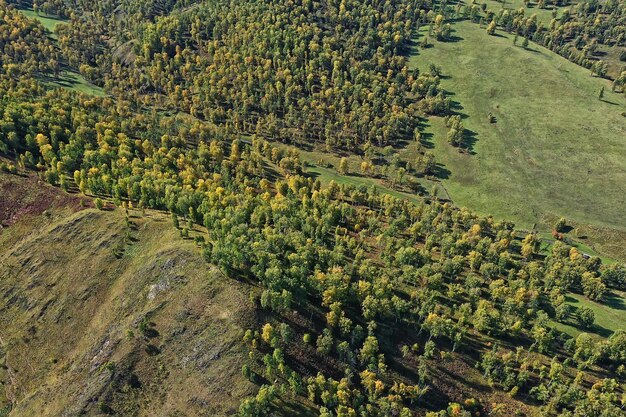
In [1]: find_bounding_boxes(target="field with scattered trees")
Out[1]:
[413,20,626,257]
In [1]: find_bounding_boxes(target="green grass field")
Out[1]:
[479,0,559,25]
[411,21,626,239]
[40,70,106,96]
[17,8,106,97]
[18,8,67,36]
[551,291,626,338]
[304,163,424,204]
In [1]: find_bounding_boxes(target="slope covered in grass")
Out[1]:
[551,291,626,338]
[0,174,254,416]
[17,8,66,35]
[412,22,626,239]
[14,7,106,96]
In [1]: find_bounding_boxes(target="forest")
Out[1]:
[0,0,625,416]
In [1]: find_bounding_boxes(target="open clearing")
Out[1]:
[16,7,106,97]
[551,291,626,338]
[39,70,106,96]
[273,144,447,205]
[411,21,626,245]
[480,0,558,25]
[18,7,66,35]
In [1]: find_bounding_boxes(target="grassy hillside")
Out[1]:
[17,8,66,35]
[0,175,254,416]
[15,7,106,97]
[39,70,106,96]
[551,291,626,338]
[412,21,626,256]
[480,0,558,25]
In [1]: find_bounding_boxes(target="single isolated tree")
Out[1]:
[338,157,349,175]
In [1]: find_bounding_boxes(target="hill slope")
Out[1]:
[413,21,626,256]
[0,175,254,416]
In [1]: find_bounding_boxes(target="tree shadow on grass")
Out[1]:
[604,292,626,311]
[564,298,615,338]
[419,131,435,149]
[460,128,478,154]
[37,69,84,90]
[399,38,419,58]
[442,32,464,43]
[562,318,613,338]
[600,99,621,106]
[521,46,542,54]
[590,323,613,338]
[449,100,465,113]
[433,163,451,180]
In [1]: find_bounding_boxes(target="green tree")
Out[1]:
[576,307,595,328]
[581,272,607,301]
[338,157,349,175]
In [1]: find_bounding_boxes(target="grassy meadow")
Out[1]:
[411,21,626,248]
[273,144,448,205]
[551,291,626,338]
[18,7,67,35]
[479,0,559,24]
[16,7,106,97]
[40,70,106,96]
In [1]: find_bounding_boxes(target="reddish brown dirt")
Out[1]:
[0,172,86,228]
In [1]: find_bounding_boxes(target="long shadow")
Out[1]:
[37,67,86,90]
[446,17,468,24]
[449,100,465,113]
[433,163,451,180]
[460,128,478,154]
[304,170,321,180]
[420,132,435,149]
[604,292,626,311]
[563,302,615,338]
[590,323,613,338]
[261,160,282,182]
[522,46,542,54]
[600,99,620,106]
[444,34,464,43]
[399,38,419,58]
